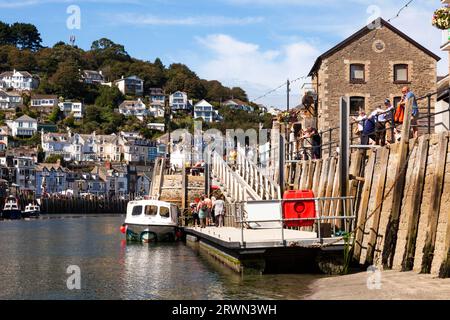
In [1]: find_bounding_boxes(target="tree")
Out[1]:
[47,105,60,123]
[0,21,12,46]
[9,22,42,51]
[50,60,83,99]
[90,38,130,65]
[95,86,124,109]
[230,87,248,101]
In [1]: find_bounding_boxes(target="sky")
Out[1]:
[0,0,447,108]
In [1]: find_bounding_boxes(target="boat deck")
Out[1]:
[183,226,346,250]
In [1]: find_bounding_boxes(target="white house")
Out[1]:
[118,98,148,120]
[148,123,165,132]
[114,76,144,96]
[0,70,39,91]
[31,94,58,112]
[193,99,220,123]
[0,90,22,110]
[149,101,165,118]
[82,70,104,84]
[169,91,191,111]
[59,101,83,119]
[14,156,36,192]
[150,88,165,104]
[41,132,72,161]
[0,126,9,150]
[8,115,38,137]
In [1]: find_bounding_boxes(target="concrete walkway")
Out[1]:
[305,270,450,300]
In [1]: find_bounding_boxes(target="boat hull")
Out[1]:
[2,209,22,220]
[125,223,177,243]
[22,210,40,219]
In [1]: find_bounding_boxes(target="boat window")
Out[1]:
[160,206,170,218]
[131,205,143,216]
[145,205,158,216]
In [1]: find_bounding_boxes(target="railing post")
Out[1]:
[427,94,431,135]
[280,200,285,246]
[328,129,332,156]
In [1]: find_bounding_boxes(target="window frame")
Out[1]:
[349,64,366,83]
[144,205,158,216]
[393,64,409,84]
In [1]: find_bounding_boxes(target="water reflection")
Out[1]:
[0,216,321,300]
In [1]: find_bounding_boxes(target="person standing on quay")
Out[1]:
[197,196,207,228]
[214,196,225,227]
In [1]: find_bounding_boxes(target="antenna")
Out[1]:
[69,35,76,46]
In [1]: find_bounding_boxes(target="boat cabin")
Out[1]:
[125,200,179,226]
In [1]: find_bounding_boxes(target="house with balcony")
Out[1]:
[41,132,72,161]
[58,101,84,119]
[114,75,144,96]
[193,99,220,123]
[223,99,254,113]
[0,90,22,110]
[35,162,70,197]
[7,115,38,137]
[307,18,439,143]
[31,94,58,113]
[150,88,165,104]
[82,70,105,84]
[13,156,36,192]
[0,70,39,91]
[118,98,148,120]
[169,91,191,111]
[92,133,122,162]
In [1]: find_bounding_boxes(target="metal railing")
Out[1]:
[284,88,450,160]
[223,196,355,247]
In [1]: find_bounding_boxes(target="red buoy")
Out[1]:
[120,225,127,234]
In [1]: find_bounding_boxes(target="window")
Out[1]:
[349,97,365,116]
[394,64,408,83]
[350,64,365,83]
[160,206,170,218]
[393,96,402,108]
[131,205,142,216]
[145,205,158,216]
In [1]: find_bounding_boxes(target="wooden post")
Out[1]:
[401,135,429,271]
[382,96,413,269]
[354,150,376,261]
[365,147,390,265]
[421,132,448,273]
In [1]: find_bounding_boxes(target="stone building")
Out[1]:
[307,18,440,143]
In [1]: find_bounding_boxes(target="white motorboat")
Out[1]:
[22,203,40,219]
[122,199,180,242]
[2,195,22,220]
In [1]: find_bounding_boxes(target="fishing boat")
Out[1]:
[22,203,40,219]
[122,199,180,242]
[2,195,22,220]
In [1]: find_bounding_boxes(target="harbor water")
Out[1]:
[0,215,323,300]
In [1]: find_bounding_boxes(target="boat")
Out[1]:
[22,203,40,219]
[122,199,180,242]
[2,195,22,220]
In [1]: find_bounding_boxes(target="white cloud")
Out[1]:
[113,14,264,27]
[194,34,320,107]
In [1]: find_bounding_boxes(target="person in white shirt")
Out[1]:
[213,196,225,227]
